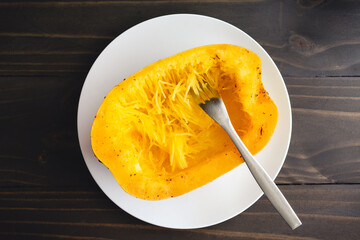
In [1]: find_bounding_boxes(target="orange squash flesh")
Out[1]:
[91,44,278,200]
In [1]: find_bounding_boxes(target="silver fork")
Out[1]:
[197,89,302,230]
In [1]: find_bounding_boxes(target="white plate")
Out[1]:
[77,14,291,229]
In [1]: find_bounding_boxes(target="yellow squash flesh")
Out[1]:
[91,44,278,200]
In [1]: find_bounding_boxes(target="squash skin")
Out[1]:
[91,44,278,200]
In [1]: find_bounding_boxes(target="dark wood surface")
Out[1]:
[1,0,359,239]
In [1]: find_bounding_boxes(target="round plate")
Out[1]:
[77,14,291,229]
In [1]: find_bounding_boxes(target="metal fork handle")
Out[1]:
[221,119,302,230]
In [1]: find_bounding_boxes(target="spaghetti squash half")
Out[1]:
[91,44,278,200]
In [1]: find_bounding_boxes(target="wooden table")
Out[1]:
[1,1,359,239]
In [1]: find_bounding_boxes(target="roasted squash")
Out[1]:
[91,44,278,200]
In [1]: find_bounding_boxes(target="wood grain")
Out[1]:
[1,0,359,76]
[0,75,96,188]
[0,185,359,240]
[276,77,360,184]
[1,1,360,239]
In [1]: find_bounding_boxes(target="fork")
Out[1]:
[195,85,302,230]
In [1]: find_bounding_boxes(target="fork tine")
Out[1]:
[192,82,220,104]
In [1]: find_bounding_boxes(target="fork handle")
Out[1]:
[222,120,302,230]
